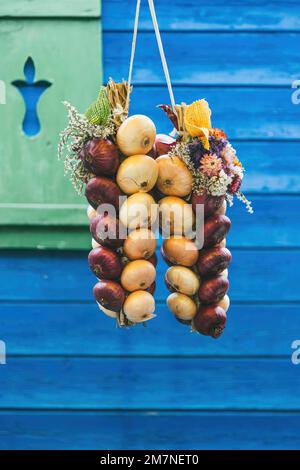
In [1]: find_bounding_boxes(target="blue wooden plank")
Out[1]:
[0,302,298,356]
[103,0,300,32]
[129,87,300,138]
[0,411,300,450]
[0,358,299,410]
[103,32,300,85]
[236,142,300,193]
[0,248,300,302]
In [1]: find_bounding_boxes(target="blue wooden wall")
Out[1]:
[1,0,300,449]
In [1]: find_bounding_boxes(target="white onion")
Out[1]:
[96,302,117,318]
[87,205,97,220]
[218,294,230,312]
[92,238,101,249]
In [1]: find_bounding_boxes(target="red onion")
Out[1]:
[203,214,231,248]
[198,275,229,304]
[193,305,227,338]
[90,213,124,248]
[155,134,176,157]
[147,253,158,267]
[197,247,232,277]
[192,191,225,219]
[93,280,125,312]
[146,282,156,295]
[81,138,120,176]
[88,247,122,280]
[85,176,121,211]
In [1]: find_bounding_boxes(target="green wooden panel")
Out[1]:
[0,13,101,246]
[0,0,101,18]
[0,226,90,250]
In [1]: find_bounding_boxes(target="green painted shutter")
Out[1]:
[0,0,101,249]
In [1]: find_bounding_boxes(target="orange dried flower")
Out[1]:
[210,128,227,140]
[234,157,243,168]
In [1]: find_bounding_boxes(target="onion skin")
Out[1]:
[156,155,193,197]
[116,155,158,195]
[81,138,120,176]
[87,205,97,220]
[159,196,195,237]
[197,247,232,277]
[88,247,122,280]
[148,253,158,267]
[123,228,156,260]
[116,115,156,156]
[203,215,231,248]
[93,280,125,312]
[198,276,229,304]
[85,176,121,211]
[191,191,225,219]
[167,292,197,323]
[155,134,176,156]
[216,200,227,216]
[193,305,227,338]
[218,294,230,312]
[90,213,124,249]
[123,290,156,323]
[163,236,199,267]
[160,245,173,267]
[147,146,157,159]
[146,281,156,295]
[121,260,156,292]
[97,303,118,319]
[119,192,158,230]
[165,266,200,296]
[91,238,101,249]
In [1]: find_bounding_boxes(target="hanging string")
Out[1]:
[126,0,141,112]
[126,0,176,114]
[147,0,176,112]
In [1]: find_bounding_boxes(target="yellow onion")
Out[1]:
[116,115,156,156]
[119,192,158,230]
[159,196,194,237]
[218,294,230,312]
[87,205,97,220]
[163,236,199,267]
[156,155,192,197]
[165,266,200,296]
[116,155,158,194]
[123,290,156,323]
[121,259,156,292]
[96,302,117,319]
[123,228,156,260]
[167,293,197,321]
